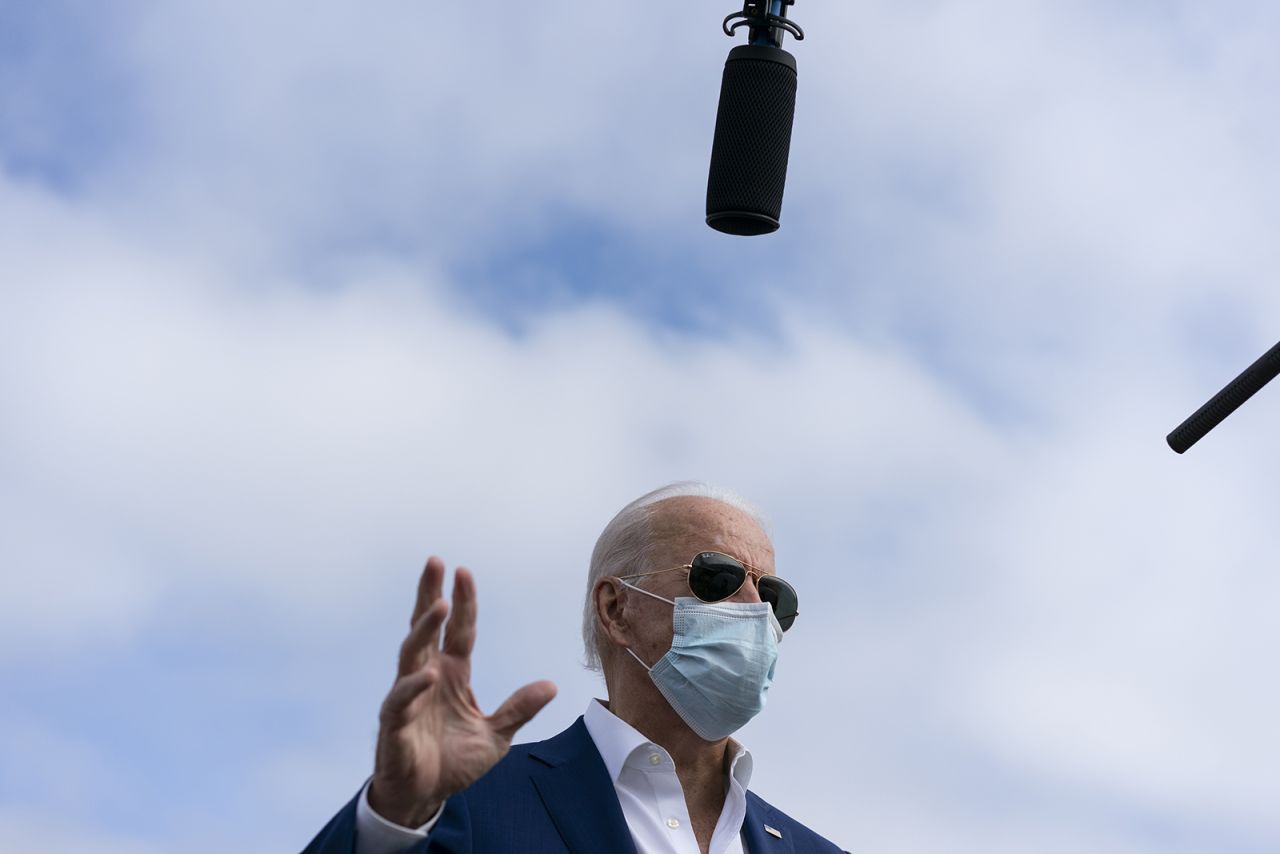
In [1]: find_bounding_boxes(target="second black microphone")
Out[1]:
[706,44,798,236]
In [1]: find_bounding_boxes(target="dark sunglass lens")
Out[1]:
[758,576,799,632]
[689,552,747,601]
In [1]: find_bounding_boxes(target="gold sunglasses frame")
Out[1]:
[617,551,800,625]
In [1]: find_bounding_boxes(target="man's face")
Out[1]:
[625,496,776,665]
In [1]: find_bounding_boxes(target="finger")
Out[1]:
[410,556,446,627]
[442,567,478,658]
[398,598,449,678]
[487,680,557,742]
[381,665,440,725]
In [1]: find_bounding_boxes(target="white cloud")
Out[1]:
[0,809,161,854]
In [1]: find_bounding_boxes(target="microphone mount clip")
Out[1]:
[723,0,804,46]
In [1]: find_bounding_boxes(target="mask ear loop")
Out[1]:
[615,578,675,672]
[617,578,677,606]
[625,647,654,672]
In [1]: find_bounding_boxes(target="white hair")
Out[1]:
[581,481,769,672]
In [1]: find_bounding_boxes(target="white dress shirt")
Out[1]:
[353,698,754,854]
[582,697,751,854]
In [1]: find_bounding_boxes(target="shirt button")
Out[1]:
[666,818,680,829]
[649,753,663,765]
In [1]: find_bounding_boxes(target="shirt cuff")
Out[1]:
[353,778,446,854]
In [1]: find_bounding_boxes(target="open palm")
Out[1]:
[369,557,557,827]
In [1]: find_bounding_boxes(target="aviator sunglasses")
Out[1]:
[620,551,800,632]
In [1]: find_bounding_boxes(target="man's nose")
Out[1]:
[733,576,764,605]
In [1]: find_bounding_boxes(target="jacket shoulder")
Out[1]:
[462,727,567,793]
[746,789,850,854]
[444,717,625,852]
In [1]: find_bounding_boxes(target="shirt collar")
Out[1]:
[581,698,754,788]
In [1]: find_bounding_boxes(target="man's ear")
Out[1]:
[594,577,633,651]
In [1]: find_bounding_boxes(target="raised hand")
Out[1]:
[368,557,557,827]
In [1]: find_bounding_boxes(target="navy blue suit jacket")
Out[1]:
[303,716,848,853]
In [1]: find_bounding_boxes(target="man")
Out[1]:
[304,482,847,853]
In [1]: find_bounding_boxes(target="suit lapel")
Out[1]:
[527,718,802,854]
[529,718,639,854]
[742,791,795,854]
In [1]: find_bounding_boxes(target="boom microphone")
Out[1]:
[706,1,805,236]
[1167,338,1280,453]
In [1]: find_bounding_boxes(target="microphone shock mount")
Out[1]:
[723,0,804,47]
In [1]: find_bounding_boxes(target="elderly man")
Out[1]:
[304,482,847,853]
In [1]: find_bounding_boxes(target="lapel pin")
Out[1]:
[764,824,783,839]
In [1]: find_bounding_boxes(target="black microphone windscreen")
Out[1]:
[1167,339,1280,453]
[706,44,798,236]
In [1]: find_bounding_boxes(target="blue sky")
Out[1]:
[3,2,1280,852]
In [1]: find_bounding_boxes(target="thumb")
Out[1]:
[487,680,557,742]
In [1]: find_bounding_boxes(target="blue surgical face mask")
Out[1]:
[619,579,782,741]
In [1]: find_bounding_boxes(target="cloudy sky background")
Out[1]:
[3,1,1280,851]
